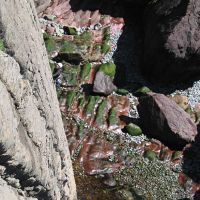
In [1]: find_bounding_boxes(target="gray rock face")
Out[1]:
[138,92,197,149]
[93,71,117,95]
[0,0,76,199]
[143,0,200,83]
[34,0,52,13]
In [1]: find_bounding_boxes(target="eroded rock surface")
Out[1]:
[0,0,76,199]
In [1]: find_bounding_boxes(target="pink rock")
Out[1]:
[100,16,111,26]
[88,140,114,160]
[111,23,124,33]
[111,17,125,24]
[46,26,55,35]
[90,10,100,26]
[52,1,70,17]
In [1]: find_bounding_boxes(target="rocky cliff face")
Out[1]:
[143,0,200,83]
[0,0,76,199]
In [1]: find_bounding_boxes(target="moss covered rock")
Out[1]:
[80,63,91,80]
[65,27,77,35]
[66,91,76,107]
[95,99,107,125]
[108,107,118,126]
[103,27,110,43]
[43,33,57,53]
[101,42,110,54]
[85,96,97,116]
[125,123,142,136]
[143,150,157,161]
[116,88,129,95]
[136,86,151,95]
[75,31,92,44]
[98,62,116,78]
[60,41,75,53]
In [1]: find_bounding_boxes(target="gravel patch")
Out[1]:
[171,81,200,107]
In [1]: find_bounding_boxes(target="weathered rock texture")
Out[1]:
[138,92,197,149]
[143,0,200,83]
[34,0,51,14]
[93,71,117,95]
[0,0,76,199]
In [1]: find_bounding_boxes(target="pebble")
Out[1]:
[103,176,116,187]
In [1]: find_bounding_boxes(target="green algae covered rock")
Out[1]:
[116,88,129,95]
[43,32,56,53]
[136,86,151,95]
[125,123,142,136]
[143,150,157,161]
[80,63,91,80]
[75,31,92,44]
[98,62,116,78]
[85,96,97,116]
[95,99,107,125]
[108,107,118,126]
[101,42,110,54]
[103,27,110,43]
[66,91,76,107]
[66,27,77,35]
[171,151,182,161]
[60,41,75,53]
[78,95,87,108]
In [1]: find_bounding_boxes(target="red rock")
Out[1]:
[87,65,96,84]
[145,140,162,154]
[108,95,130,116]
[88,139,114,160]
[111,17,125,24]
[192,183,200,194]
[78,135,95,163]
[90,10,100,26]
[52,1,70,17]
[100,16,111,26]
[80,10,91,27]
[84,160,121,175]
[46,26,55,35]
[138,92,197,149]
[62,35,74,41]
[159,147,173,162]
[57,11,74,26]
[178,172,188,189]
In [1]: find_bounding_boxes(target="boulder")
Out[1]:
[93,71,117,95]
[138,92,197,149]
[143,0,200,83]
